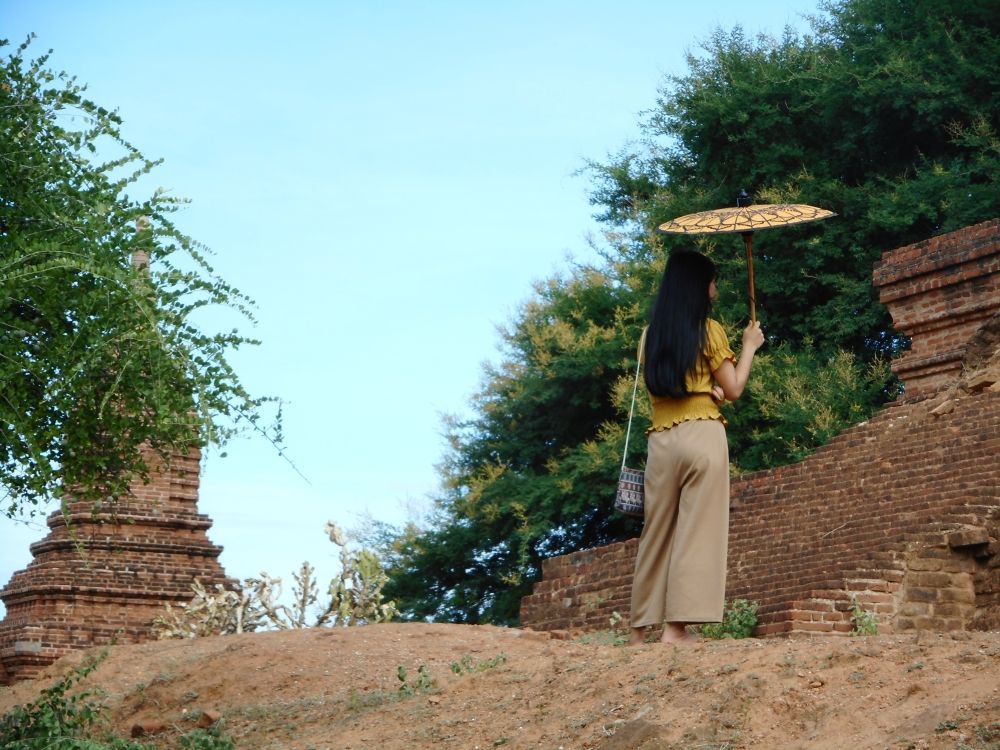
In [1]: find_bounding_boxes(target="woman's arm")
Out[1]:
[713,321,764,401]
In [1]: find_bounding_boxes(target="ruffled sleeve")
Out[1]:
[704,319,736,373]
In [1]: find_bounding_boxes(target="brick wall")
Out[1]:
[0,447,234,683]
[520,220,1000,638]
[873,218,1000,398]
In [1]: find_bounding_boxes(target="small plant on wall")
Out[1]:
[849,598,879,636]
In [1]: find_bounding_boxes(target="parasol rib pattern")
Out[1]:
[657,204,836,235]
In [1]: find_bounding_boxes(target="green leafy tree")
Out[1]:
[1,37,280,518]
[385,0,1000,624]
[592,0,1000,356]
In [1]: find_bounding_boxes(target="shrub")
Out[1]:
[699,599,759,640]
[0,650,119,749]
[849,598,879,636]
[152,521,396,637]
[0,650,239,750]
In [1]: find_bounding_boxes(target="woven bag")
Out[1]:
[613,329,646,517]
[614,465,645,516]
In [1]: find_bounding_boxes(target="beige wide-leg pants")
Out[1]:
[630,418,730,627]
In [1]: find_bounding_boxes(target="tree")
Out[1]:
[1,37,280,518]
[592,0,1000,356]
[380,0,1000,625]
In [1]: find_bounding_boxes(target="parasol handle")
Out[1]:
[741,232,756,323]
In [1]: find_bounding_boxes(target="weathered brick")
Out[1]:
[906,572,954,588]
[898,602,931,617]
[932,603,973,617]
[854,592,896,605]
[0,446,233,684]
[938,587,976,605]
[906,587,940,603]
[792,621,835,633]
[948,527,990,548]
[907,557,944,572]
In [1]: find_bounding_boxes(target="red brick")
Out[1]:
[0,446,234,684]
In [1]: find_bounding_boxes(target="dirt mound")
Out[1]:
[1,623,999,749]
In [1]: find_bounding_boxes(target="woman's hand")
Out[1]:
[711,385,725,404]
[742,321,765,352]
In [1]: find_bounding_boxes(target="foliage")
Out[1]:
[726,342,896,473]
[150,579,266,638]
[396,664,433,697]
[849,597,879,636]
[574,611,629,646]
[450,652,508,675]
[0,36,281,519]
[178,726,236,750]
[326,521,398,627]
[381,0,1000,624]
[152,522,396,637]
[0,649,119,749]
[574,629,630,647]
[0,649,237,749]
[699,599,760,640]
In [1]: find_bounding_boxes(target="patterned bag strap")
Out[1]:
[621,327,647,473]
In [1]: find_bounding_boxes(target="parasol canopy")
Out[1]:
[657,194,836,322]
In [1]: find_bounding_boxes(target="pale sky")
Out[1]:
[1,0,819,618]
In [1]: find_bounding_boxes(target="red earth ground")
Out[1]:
[1,623,999,749]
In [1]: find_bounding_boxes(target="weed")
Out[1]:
[179,725,237,750]
[779,653,798,677]
[450,654,475,674]
[450,652,508,674]
[849,598,879,636]
[397,664,433,697]
[0,649,131,749]
[935,719,960,732]
[153,520,397,638]
[0,649,239,750]
[346,687,391,711]
[905,661,924,672]
[700,599,759,640]
[573,611,629,646]
[575,630,629,646]
[975,722,1000,746]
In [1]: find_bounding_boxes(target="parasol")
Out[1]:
[656,192,836,322]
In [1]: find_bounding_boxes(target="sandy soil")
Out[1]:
[2,623,999,749]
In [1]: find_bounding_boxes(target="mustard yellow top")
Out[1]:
[641,319,736,432]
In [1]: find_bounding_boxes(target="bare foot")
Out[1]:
[659,623,697,645]
[628,627,647,646]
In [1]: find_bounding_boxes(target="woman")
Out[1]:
[629,250,764,646]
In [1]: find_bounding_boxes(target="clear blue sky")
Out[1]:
[1,0,819,617]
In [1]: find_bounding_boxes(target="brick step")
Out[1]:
[945,504,1000,515]
[935,513,993,526]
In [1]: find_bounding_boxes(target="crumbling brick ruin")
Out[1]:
[0,448,234,684]
[520,219,1000,637]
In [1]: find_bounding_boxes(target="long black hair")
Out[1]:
[644,250,717,398]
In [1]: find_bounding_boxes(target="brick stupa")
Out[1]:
[0,446,234,685]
